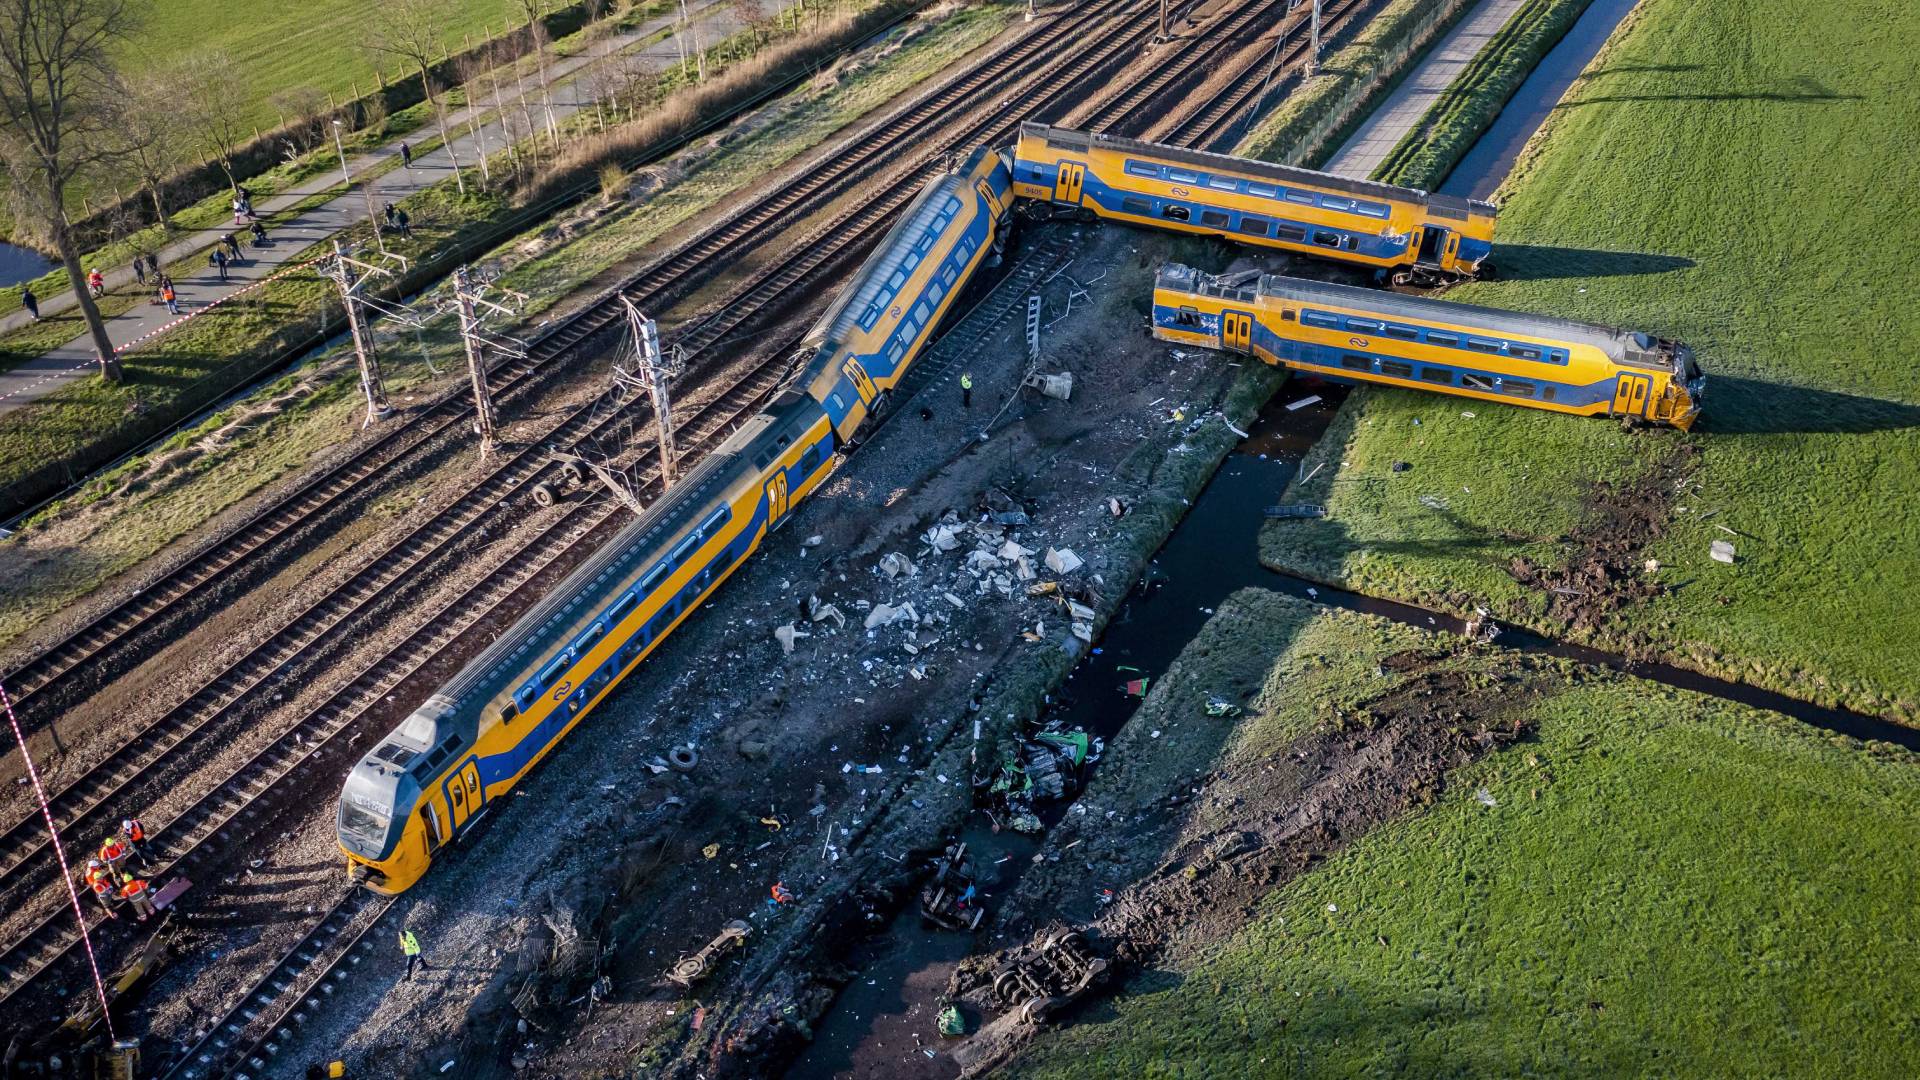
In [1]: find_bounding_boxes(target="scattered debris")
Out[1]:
[920,842,986,931]
[1392,461,1412,473]
[880,551,917,579]
[1023,370,1074,400]
[1044,548,1084,575]
[1709,539,1736,564]
[1286,395,1323,411]
[1264,503,1327,519]
[1203,694,1241,717]
[988,929,1110,1025]
[666,920,751,988]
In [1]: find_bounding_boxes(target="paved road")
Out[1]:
[1322,0,1529,181]
[0,0,776,415]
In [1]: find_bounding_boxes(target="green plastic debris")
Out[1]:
[1034,730,1090,765]
[1204,694,1241,717]
[937,1005,966,1037]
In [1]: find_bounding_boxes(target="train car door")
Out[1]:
[1222,311,1254,353]
[841,357,877,403]
[1611,374,1652,418]
[1417,228,1449,265]
[1053,161,1086,205]
[445,758,486,832]
[766,471,791,525]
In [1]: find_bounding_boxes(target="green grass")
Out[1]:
[0,0,1017,651]
[1013,596,1920,1078]
[1372,0,1595,188]
[1260,0,1920,720]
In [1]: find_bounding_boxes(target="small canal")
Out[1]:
[0,241,54,290]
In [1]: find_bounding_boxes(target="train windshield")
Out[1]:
[340,800,389,845]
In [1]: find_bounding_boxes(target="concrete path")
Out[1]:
[0,0,774,415]
[1323,0,1529,181]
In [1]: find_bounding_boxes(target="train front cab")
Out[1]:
[1409,194,1498,283]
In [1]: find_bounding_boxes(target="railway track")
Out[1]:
[0,0,1386,1048]
[1077,0,1289,134]
[1165,0,1374,149]
[0,0,1160,741]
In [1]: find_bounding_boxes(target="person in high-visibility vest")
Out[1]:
[118,874,156,922]
[399,929,429,980]
[120,817,152,868]
[83,859,120,921]
[960,372,974,409]
[98,835,129,877]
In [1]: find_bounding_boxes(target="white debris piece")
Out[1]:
[966,549,1002,573]
[1013,556,1037,582]
[774,623,803,655]
[864,604,901,630]
[1045,547,1084,575]
[803,534,825,548]
[1709,539,1736,564]
[810,602,846,628]
[1067,599,1096,622]
[998,539,1034,561]
[880,551,917,579]
[923,524,961,552]
[1286,395,1322,411]
[1072,621,1093,643]
[943,592,967,609]
[1475,788,1497,807]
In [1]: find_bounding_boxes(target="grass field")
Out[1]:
[1012,592,1920,1078]
[1260,0,1920,719]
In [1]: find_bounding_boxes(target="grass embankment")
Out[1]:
[0,1,1019,654]
[1372,0,1595,187]
[1261,0,1920,719]
[1012,591,1920,1078]
[1233,0,1478,166]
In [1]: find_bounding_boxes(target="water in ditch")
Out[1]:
[0,242,54,290]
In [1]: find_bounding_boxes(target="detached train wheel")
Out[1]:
[560,462,586,487]
[531,482,558,507]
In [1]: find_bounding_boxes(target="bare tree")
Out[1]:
[516,1,560,147]
[173,50,251,193]
[0,0,136,381]
[111,74,188,231]
[366,0,467,196]
[453,54,493,185]
[269,85,329,153]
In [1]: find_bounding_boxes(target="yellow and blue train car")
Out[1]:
[338,149,1013,894]
[1152,264,1702,428]
[1011,123,1496,284]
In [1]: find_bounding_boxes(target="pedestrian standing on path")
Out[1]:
[211,248,229,282]
[960,371,974,408]
[20,285,37,321]
[395,207,412,240]
[399,928,428,980]
[132,255,147,286]
[250,220,267,247]
[400,141,413,169]
[383,201,396,228]
[162,280,179,316]
[224,232,243,263]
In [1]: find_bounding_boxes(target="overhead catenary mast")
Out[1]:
[319,240,408,426]
[444,266,530,459]
[618,296,684,490]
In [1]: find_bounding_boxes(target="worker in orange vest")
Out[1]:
[98,834,129,877]
[118,873,156,922]
[770,882,794,905]
[120,817,152,868]
[82,859,120,921]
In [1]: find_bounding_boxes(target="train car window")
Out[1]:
[940,263,959,286]
[926,280,947,306]
[1162,205,1191,222]
[1200,210,1230,227]
[1466,337,1503,353]
[1421,367,1453,384]
[1274,225,1306,243]
[1345,318,1382,333]
[1208,177,1239,191]
[701,507,730,537]
[498,701,518,726]
[912,300,932,325]
[1321,197,1354,212]
[607,592,637,624]
[915,232,935,252]
[538,656,568,690]
[1312,231,1342,247]
[1121,197,1151,214]
[1281,310,1296,322]
[575,621,606,652]
[801,445,822,471]
[1286,191,1315,205]
[514,687,536,712]
[1539,385,1557,401]
[1501,381,1536,397]
[887,342,906,366]
[640,565,667,594]
[1385,324,1420,340]
[1238,217,1270,236]
[1425,331,1459,346]
[1248,182,1277,198]
[1355,202,1391,218]
[830,392,846,412]
[1168,168,1201,183]
[1508,345,1543,361]
[1124,160,1161,178]
[886,270,907,291]
[1341,354,1372,371]
[1550,349,1568,365]
[1461,374,1495,391]
[1303,311,1341,330]
[1381,360,1414,378]
[1172,307,1200,327]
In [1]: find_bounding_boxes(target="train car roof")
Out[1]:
[811,168,972,347]
[1021,123,1497,219]
[1257,272,1650,359]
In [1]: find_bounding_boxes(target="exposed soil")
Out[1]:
[1506,440,1699,634]
[943,657,1540,1077]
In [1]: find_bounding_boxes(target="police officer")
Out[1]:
[399,928,428,980]
[960,372,974,408]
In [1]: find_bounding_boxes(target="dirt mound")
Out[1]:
[1508,441,1698,633]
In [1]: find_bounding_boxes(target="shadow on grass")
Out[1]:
[1697,376,1920,436]
[1558,74,1861,108]
[1489,244,1694,281]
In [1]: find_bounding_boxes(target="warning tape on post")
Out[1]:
[0,259,318,407]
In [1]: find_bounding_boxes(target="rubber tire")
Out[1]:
[531,482,558,507]
[560,462,586,487]
[668,745,699,773]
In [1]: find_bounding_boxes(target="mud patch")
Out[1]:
[1507,441,1697,633]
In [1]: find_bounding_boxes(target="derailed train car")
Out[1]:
[338,148,1014,893]
[1152,264,1703,429]
[1010,123,1496,284]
